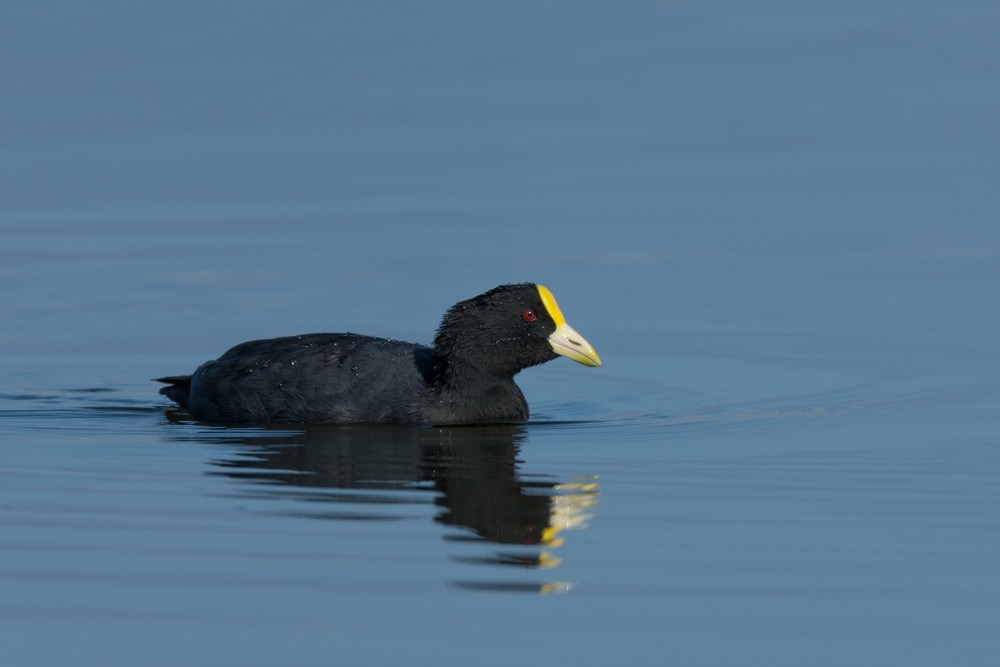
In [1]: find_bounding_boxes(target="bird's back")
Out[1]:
[174,333,433,424]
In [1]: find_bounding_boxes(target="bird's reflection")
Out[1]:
[168,416,598,593]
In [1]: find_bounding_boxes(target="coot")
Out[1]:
[156,283,600,424]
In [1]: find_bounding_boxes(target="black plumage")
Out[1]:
[156,283,600,425]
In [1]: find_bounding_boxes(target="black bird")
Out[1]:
[156,283,601,425]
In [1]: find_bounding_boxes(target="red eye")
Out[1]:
[522,310,537,322]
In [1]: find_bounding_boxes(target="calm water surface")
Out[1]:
[2,1,999,666]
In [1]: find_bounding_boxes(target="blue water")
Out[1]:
[2,1,999,665]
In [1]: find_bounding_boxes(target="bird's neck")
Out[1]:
[425,353,528,423]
